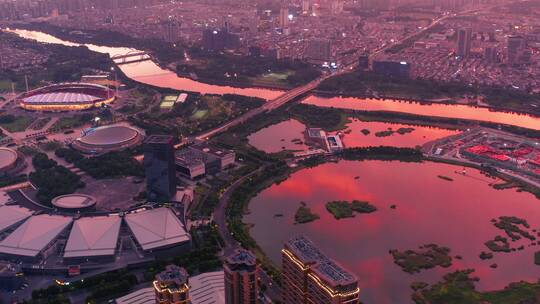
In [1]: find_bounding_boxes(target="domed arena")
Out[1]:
[71,124,143,154]
[18,83,115,111]
[0,147,25,176]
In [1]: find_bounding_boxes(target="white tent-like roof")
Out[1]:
[115,287,154,304]
[0,214,72,257]
[64,215,121,258]
[125,208,190,251]
[0,191,13,206]
[0,205,32,233]
[190,271,225,304]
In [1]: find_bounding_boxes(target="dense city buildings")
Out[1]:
[282,236,360,304]
[144,135,177,202]
[224,249,259,304]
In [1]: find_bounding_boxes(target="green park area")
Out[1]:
[52,113,93,131]
[176,51,321,88]
[0,115,33,132]
[412,269,540,304]
[132,93,265,136]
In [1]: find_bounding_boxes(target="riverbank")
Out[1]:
[315,70,540,116]
[5,23,316,93]
[313,89,540,119]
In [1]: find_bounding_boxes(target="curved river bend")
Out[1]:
[7,29,284,100]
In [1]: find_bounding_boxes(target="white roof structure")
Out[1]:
[0,191,12,206]
[115,287,154,304]
[125,208,190,251]
[0,205,32,232]
[22,92,100,104]
[190,271,225,304]
[0,214,72,257]
[63,215,121,258]
[115,271,225,304]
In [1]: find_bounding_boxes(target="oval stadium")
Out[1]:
[18,83,115,111]
[72,124,143,154]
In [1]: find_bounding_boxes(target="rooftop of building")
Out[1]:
[125,207,190,251]
[155,265,189,288]
[285,235,357,288]
[145,135,174,145]
[225,249,257,268]
[174,148,206,167]
[0,205,32,233]
[0,214,72,257]
[306,128,325,138]
[190,143,234,158]
[63,215,121,258]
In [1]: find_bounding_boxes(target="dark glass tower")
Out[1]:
[144,135,176,202]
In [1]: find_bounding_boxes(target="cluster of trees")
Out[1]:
[18,23,185,65]
[339,146,424,162]
[227,161,290,249]
[289,104,347,131]
[317,70,540,114]
[55,148,144,179]
[1,30,111,88]
[176,52,321,87]
[30,269,137,304]
[29,153,84,204]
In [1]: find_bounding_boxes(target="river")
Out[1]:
[6,29,284,100]
[7,29,540,131]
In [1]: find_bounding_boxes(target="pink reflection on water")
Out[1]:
[9,29,284,100]
[245,160,540,303]
[303,95,540,130]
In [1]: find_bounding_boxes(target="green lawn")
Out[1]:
[192,109,208,119]
[52,115,90,130]
[0,80,13,92]
[0,116,33,132]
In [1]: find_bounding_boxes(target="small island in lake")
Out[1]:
[294,202,320,224]
[326,200,377,219]
[390,244,452,274]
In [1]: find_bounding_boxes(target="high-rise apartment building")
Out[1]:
[305,39,332,62]
[456,28,472,58]
[164,17,181,43]
[153,265,190,304]
[507,35,527,65]
[282,236,360,304]
[302,0,311,14]
[279,7,289,29]
[331,0,344,14]
[144,135,176,202]
[224,249,259,304]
